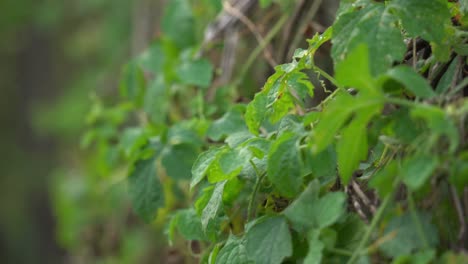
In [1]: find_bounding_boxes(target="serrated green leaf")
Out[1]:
[392,249,436,264]
[332,4,405,76]
[162,0,195,49]
[225,131,254,148]
[401,154,438,191]
[202,181,226,230]
[245,216,293,264]
[161,143,199,180]
[312,92,383,154]
[191,147,223,188]
[127,156,164,223]
[380,211,439,258]
[390,0,451,44]
[284,182,346,231]
[216,236,251,264]
[177,59,213,88]
[245,92,268,135]
[267,132,302,197]
[386,66,436,99]
[175,208,206,241]
[306,145,337,180]
[207,108,248,141]
[208,148,248,183]
[337,104,381,185]
[335,44,379,95]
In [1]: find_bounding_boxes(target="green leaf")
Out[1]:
[161,143,199,180]
[306,146,337,180]
[337,105,381,185]
[267,132,302,197]
[162,0,195,49]
[208,148,247,183]
[207,108,248,141]
[335,44,378,94]
[332,4,405,76]
[312,92,383,154]
[436,56,459,94]
[177,59,213,88]
[284,182,346,231]
[386,66,436,99]
[144,77,168,124]
[119,61,145,105]
[411,104,459,152]
[127,156,164,222]
[245,216,293,264]
[202,181,226,230]
[216,236,251,264]
[392,249,436,264]
[175,208,206,241]
[369,161,398,198]
[390,0,451,44]
[304,230,324,264]
[401,154,438,191]
[380,211,439,258]
[245,92,268,135]
[191,147,223,188]
[138,41,165,73]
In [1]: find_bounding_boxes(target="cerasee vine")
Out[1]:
[83,0,468,263]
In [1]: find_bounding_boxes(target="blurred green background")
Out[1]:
[0,0,136,262]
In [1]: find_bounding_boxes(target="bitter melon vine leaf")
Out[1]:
[369,161,398,198]
[386,66,436,99]
[191,147,223,188]
[176,59,213,88]
[390,0,451,45]
[335,44,380,96]
[304,230,324,264]
[401,154,439,191]
[161,0,195,49]
[207,107,248,141]
[127,156,164,223]
[245,92,268,135]
[284,182,346,231]
[435,56,459,94]
[267,132,302,198]
[161,143,199,180]
[174,208,206,241]
[245,216,293,264]
[312,91,382,154]
[337,104,381,185]
[208,148,247,183]
[379,211,439,258]
[138,41,165,73]
[332,4,406,76]
[216,235,251,264]
[201,181,226,230]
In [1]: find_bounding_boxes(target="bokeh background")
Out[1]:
[1,0,144,262]
[0,0,339,263]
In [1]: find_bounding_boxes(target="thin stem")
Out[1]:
[328,247,354,257]
[247,160,266,222]
[385,97,420,108]
[313,65,341,90]
[234,13,289,87]
[346,193,392,264]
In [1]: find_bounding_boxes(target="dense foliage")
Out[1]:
[63,0,468,263]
